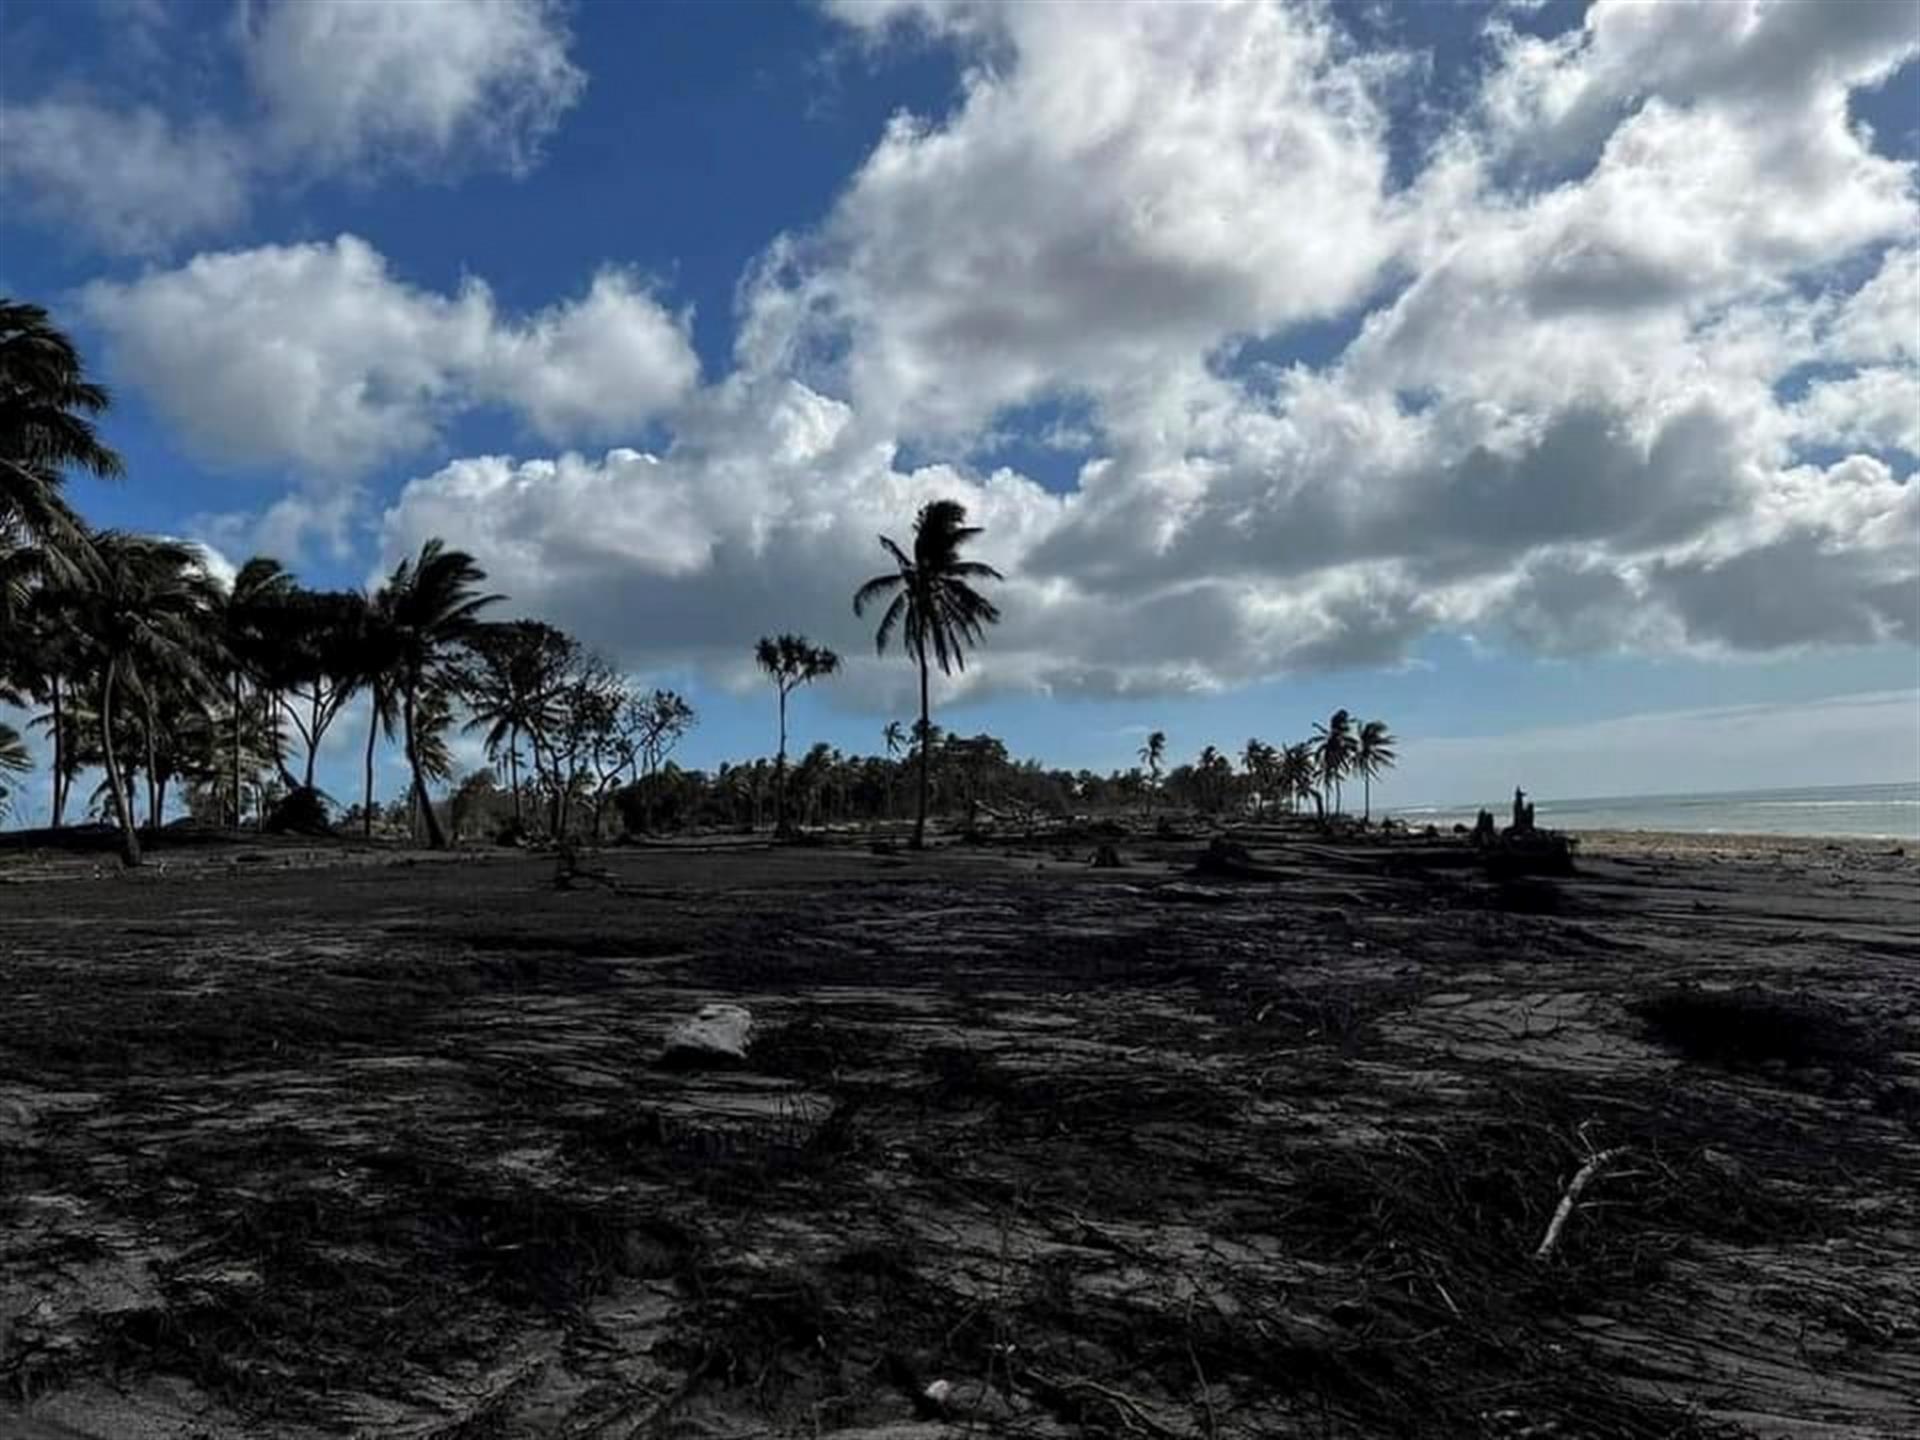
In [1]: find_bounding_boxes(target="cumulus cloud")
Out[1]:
[57,0,1920,697]
[240,0,583,177]
[80,235,698,475]
[0,100,248,253]
[0,0,583,254]
[745,0,1405,439]
[363,0,1920,698]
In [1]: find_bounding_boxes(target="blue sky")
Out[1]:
[2,0,1917,821]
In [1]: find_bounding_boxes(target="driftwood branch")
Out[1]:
[1533,1145,1630,1261]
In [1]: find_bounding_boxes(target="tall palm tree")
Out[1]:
[0,299,122,579]
[853,499,1003,849]
[754,633,840,837]
[1280,742,1320,819]
[72,533,221,865]
[214,556,296,826]
[1312,709,1356,818]
[1138,729,1167,811]
[379,539,500,849]
[1354,719,1397,823]
[1241,738,1277,817]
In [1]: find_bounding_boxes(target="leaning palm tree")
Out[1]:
[754,633,840,837]
[854,499,1003,849]
[1354,719,1397,823]
[379,539,500,849]
[0,300,122,581]
[72,532,221,865]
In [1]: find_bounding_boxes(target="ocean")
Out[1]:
[1389,781,1920,841]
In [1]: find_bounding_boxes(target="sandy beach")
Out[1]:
[1,825,1915,1438]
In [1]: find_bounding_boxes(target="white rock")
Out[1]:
[662,1003,754,1064]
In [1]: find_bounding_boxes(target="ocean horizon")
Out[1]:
[1389,781,1920,841]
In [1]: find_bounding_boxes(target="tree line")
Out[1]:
[3,297,1397,862]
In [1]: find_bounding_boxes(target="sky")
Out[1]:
[2,0,1917,821]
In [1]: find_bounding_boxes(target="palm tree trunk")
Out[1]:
[508,726,523,825]
[49,676,66,828]
[143,702,160,830]
[774,686,789,836]
[304,689,320,789]
[914,642,930,850]
[404,682,447,849]
[231,671,244,828]
[99,663,140,867]
[1364,772,1371,824]
[362,687,379,838]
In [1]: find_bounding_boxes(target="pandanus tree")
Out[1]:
[853,499,1003,849]
[1354,718,1397,823]
[378,539,499,849]
[71,533,221,865]
[754,633,840,837]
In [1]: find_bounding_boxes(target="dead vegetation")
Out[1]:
[1,831,1916,1437]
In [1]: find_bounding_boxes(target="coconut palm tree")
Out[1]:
[461,619,573,830]
[0,299,122,579]
[379,539,499,849]
[1280,741,1321,820]
[214,557,297,826]
[1354,718,1397,823]
[883,719,907,758]
[1138,730,1167,811]
[0,720,29,822]
[71,532,221,865]
[854,499,1003,849]
[1312,709,1356,817]
[754,633,840,837]
[1241,738,1277,817]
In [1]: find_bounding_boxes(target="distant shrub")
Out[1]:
[1635,986,1889,1076]
[262,786,332,836]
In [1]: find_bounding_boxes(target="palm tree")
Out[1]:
[853,499,1003,849]
[461,619,572,830]
[1241,738,1277,817]
[1312,709,1356,817]
[1138,730,1167,811]
[0,299,122,577]
[754,633,840,837]
[379,539,500,849]
[214,556,296,825]
[1354,719,1397,823]
[883,719,907,758]
[0,720,29,823]
[1280,742,1320,819]
[72,533,221,865]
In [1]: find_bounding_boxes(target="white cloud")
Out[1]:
[240,0,584,178]
[80,235,698,476]
[1791,367,1920,455]
[747,0,1405,439]
[362,0,1920,698]
[0,101,248,253]
[56,0,1920,697]
[0,0,584,255]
